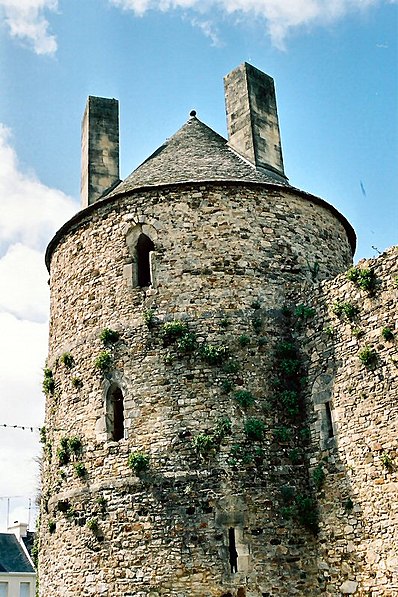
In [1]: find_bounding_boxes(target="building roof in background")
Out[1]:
[0,534,35,573]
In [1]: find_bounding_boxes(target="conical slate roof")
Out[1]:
[106,115,289,197]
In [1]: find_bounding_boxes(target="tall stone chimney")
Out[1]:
[81,96,120,208]
[224,63,286,179]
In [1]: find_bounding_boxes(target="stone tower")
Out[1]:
[39,63,359,596]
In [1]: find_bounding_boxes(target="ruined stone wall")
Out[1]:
[299,247,398,596]
[39,182,353,597]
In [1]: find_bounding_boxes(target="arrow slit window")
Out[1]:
[106,384,125,441]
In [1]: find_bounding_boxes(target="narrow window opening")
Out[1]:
[136,233,154,287]
[107,385,124,441]
[325,401,334,438]
[228,527,238,573]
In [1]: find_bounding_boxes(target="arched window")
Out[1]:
[106,385,124,441]
[136,233,154,287]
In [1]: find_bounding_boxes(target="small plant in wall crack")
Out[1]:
[333,301,359,322]
[294,304,316,321]
[221,379,234,394]
[60,352,75,369]
[68,436,82,455]
[94,351,112,373]
[99,328,120,344]
[128,451,150,475]
[307,260,320,281]
[244,418,265,441]
[380,451,394,473]
[219,316,229,329]
[273,426,291,443]
[381,327,395,341]
[358,346,378,369]
[71,376,83,389]
[351,328,364,339]
[57,438,70,466]
[346,266,376,292]
[238,334,250,347]
[161,320,189,345]
[143,308,156,328]
[200,343,228,365]
[229,443,264,467]
[312,464,326,491]
[86,517,104,541]
[56,500,75,519]
[280,487,318,534]
[57,436,82,466]
[191,417,232,458]
[214,416,232,438]
[39,426,47,445]
[74,463,87,479]
[86,517,99,533]
[42,367,55,396]
[234,390,255,409]
[176,332,198,354]
[222,359,240,374]
[324,326,334,338]
[191,433,215,457]
[96,496,107,514]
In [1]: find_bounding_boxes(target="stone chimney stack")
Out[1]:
[8,521,28,541]
[81,96,120,208]
[224,63,286,179]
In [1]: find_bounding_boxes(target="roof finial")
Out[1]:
[189,110,197,118]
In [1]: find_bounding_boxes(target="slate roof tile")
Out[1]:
[106,116,289,197]
[0,534,35,573]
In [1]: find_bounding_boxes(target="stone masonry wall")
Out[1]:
[39,182,353,596]
[298,247,398,596]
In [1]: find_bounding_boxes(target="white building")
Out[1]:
[0,523,36,597]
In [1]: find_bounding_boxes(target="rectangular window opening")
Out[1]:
[19,583,30,597]
[228,527,238,573]
[325,401,334,438]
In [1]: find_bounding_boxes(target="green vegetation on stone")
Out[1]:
[128,451,150,475]
[99,328,120,344]
[346,266,376,292]
[94,351,112,372]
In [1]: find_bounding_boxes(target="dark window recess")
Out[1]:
[136,233,154,287]
[108,386,124,441]
[325,401,334,438]
[228,527,238,573]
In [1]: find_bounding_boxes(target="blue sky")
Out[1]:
[0,0,396,530]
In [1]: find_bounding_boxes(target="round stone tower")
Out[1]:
[39,63,355,597]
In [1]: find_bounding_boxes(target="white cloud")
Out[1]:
[109,0,396,47]
[0,0,58,55]
[0,312,46,528]
[1,0,394,53]
[0,313,46,425]
[0,125,76,529]
[0,124,77,254]
[189,17,223,46]
[0,244,49,322]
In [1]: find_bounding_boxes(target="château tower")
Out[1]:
[38,64,398,596]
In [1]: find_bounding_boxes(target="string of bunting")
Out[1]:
[1,423,39,432]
